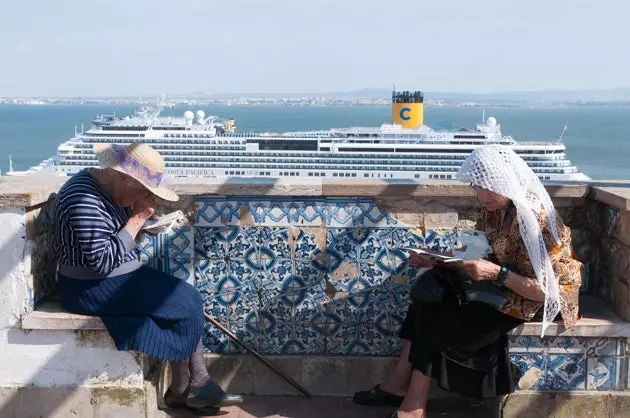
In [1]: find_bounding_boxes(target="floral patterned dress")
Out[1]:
[476,204,582,328]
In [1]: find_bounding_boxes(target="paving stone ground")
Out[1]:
[162,396,498,418]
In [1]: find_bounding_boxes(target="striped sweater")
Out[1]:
[52,169,141,279]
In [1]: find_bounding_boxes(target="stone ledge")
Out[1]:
[22,295,630,338]
[0,176,66,208]
[0,176,589,207]
[591,186,630,211]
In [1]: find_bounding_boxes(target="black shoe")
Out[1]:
[185,380,244,409]
[164,388,220,415]
[353,384,405,408]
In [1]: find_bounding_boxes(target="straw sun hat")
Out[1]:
[93,143,179,202]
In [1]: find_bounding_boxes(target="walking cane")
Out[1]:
[203,312,312,398]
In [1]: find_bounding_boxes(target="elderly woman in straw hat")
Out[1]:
[353,145,583,418]
[52,143,242,413]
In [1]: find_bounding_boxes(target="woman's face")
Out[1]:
[112,172,150,207]
[474,186,510,212]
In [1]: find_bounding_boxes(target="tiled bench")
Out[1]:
[22,295,630,395]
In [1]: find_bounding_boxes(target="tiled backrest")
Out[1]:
[189,197,474,355]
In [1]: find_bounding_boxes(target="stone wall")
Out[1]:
[0,182,157,417]
[2,177,630,413]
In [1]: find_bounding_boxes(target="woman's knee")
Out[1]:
[180,281,204,312]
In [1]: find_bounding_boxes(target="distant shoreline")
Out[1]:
[2,101,630,109]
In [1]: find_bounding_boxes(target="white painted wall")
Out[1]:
[0,209,143,388]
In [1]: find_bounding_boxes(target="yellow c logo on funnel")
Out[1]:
[392,103,423,128]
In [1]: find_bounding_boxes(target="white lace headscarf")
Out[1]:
[456,145,560,337]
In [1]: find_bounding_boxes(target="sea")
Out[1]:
[0,104,629,180]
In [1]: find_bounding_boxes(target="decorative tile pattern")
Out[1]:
[546,355,586,390]
[511,354,547,390]
[188,197,629,392]
[326,198,399,228]
[196,198,242,227]
[587,357,621,390]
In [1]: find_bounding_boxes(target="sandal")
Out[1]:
[353,384,405,407]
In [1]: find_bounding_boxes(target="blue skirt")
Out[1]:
[58,265,204,361]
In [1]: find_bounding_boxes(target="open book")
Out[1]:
[400,247,463,266]
[142,210,184,234]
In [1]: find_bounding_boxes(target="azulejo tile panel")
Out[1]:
[191,196,630,392]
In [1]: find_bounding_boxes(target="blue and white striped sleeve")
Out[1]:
[59,191,137,276]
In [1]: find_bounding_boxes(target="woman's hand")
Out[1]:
[124,194,157,240]
[131,195,156,222]
[408,251,433,268]
[408,248,455,268]
[460,259,501,281]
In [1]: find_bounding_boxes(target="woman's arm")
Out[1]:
[459,259,545,302]
[503,271,545,302]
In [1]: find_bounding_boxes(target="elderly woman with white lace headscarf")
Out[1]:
[354,145,582,418]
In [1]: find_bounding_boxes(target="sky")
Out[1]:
[1,0,629,97]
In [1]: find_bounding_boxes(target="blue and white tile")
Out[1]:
[195,259,229,289]
[287,199,326,226]
[357,260,390,289]
[163,225,195,260]
[202,319,252,354]
[390,264,424,289]
[259,227,293,259]
[249,260,292,309]
[248,199,325,226]
[359,228,392,260]
[586,337,622,356]
[325,199,364,228]
[587,357,620,390]
[258,320,326,355]
[203,321,231,353]
[243,310,277,347]
[374,248,407,276]
[423,230,453,253]
[243,246,279,272]
[138,234,159,266]
[195,198,242,227]
[361,200,399,227]
[509,336,547,353]
[545,355,586,390]
[227,227,260,259]
[195,226,237,259]
[195,260,238,318]
[327,287,382,324]
[548,337,586,354]
[326,198,397,228]
[311,247,343,273]
[292,229,319,259]
[391,229,425,251]
[292,292,327,323]
[326,228,360,261]
[293,259,326,286]
[326,323,367,355]
[510,355,547,390]
[164,258,194,284]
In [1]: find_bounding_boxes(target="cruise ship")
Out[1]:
[29,91,590,182]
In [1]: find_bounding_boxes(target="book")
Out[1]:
[400,247,463,266]
[142,210,184,234]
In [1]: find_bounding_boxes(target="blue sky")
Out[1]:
[1,0,628,96]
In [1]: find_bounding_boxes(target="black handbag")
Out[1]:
[410,269,446,304]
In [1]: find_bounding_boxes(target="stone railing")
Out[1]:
[1,176,630,417]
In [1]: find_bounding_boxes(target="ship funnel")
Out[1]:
[392,89,424,128]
